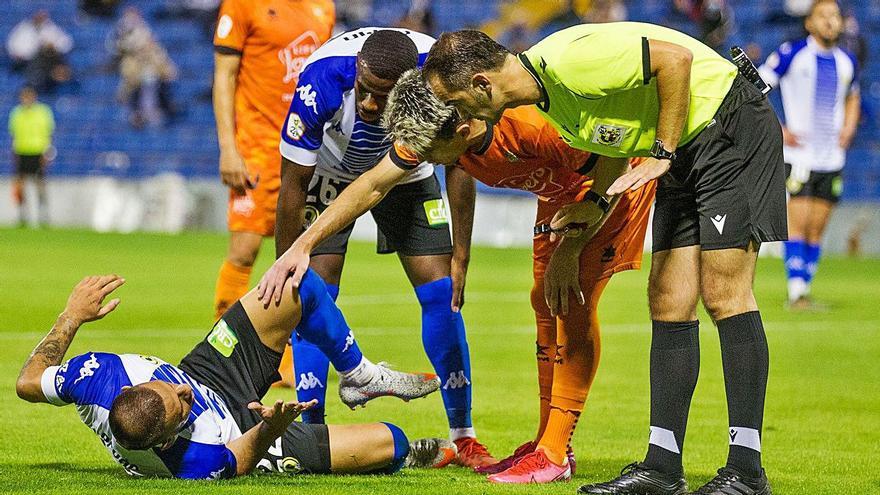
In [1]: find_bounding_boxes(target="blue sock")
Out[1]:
[783,240,807,281]
[294,283,338,424]
[378,422,410,474]
[804,243,821,284]
[414,277,473,430]
[295,269,363,373]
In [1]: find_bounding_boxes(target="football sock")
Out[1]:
[415,277,473,433]
[537,278,606,465]
[275,344,295,387]
[378,422,410,474]
[338,356,378,386]
[718,311,768,478]
[532,279,557,441]
[214,260,251,320]
[295,268,363,373]
[783,239,807,301]
[644,320,700,476]
[293,283,339,424]
[804,242,821,287]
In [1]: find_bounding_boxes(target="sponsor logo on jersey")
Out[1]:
[74,353,101,384]
[280,31,320,84]
[423,199,449,227]
[286,112,305,140]
[296,372,325,391]
[442,370,471,390]
[207,319,239,358]
[296,84,319,113]
[216,15,233,39]
[591,123,627,147]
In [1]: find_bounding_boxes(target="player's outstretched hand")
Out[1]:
[257,247,311,306]
[248,399,317,435]
[63,275,125,324]
[606,157,670,195]
[544,246,584,317]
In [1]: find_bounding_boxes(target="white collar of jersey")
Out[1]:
[806,35,838,56]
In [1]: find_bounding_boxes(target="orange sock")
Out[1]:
[214,260,252,320]
[538,277,609,464]
[532,280,558,442]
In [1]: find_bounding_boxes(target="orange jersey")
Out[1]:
[392,105,656,277]
[214,0,334,141]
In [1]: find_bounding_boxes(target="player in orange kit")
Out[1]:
[212,0,334,384]
[258,70,657,482]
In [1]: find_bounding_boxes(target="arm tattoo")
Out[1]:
[19,315,81,382]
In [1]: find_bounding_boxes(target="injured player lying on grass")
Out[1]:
[16,273,455,479]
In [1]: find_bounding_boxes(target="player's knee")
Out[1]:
[414,276,453,308]
[648,276,697,321]
[380,422,410,474]
[227,240,260,267]
[700,281,754,320]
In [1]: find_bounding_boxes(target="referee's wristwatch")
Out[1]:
[651,139,677,161]
[582,190,611,213]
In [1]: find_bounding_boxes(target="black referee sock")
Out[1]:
[718,311,769,478]
[643,320,700,476]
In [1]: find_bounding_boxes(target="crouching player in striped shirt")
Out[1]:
[259,70,657,483]
[16,273,447,479]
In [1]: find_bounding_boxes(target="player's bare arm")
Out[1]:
[213,52,252,195]
[608,40,693,195]
[275,157,317,257]
[258,153,409,303]
[226,399,317,475]
[444,165,477,312]
[16,275,124,402]
[839,88,861,149]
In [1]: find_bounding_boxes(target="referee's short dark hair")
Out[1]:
[360,30,420,81]
[423,30,511,92]
[109,386,167,450]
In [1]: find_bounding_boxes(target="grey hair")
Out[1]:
[382,69,455,157]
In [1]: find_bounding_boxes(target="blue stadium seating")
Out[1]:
[0,0,878,200]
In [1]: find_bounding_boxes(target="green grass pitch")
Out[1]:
[0,228,877,494]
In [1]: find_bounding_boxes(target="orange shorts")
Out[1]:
[531,180,657,301]
[227,120,283,236]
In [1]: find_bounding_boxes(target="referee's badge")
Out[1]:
[591,123,627,147]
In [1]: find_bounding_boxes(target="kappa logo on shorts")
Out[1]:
[207,319,239,358]
[711,214,727,235]
[591,123,627,147]
[423,199,449,227]
[286,112,305,141]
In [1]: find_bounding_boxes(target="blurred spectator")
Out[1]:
[674,0,733,51]
[336,0,373,31]
[6,11,74,92]
[110,8,178,128]
[154,0,221,38]
[581,0,627,23]
[397,0,436,36]
[80,0,121,18]
[8,86,54,227]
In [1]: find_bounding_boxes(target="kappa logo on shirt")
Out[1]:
[280,31,320,84]
[591,123,627,147]
[74,353,100,384]
[296,84,319,113]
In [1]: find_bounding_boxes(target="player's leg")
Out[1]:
[292,253,344,424]
[784,194,811,304]
[801,173,839,299]
[35,164,48,226]
[290,172,351,421]
[13,170,26,226]
[215,230,262,320]
[371,175,491,466]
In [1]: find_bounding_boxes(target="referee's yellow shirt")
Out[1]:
[8,102,54,156]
